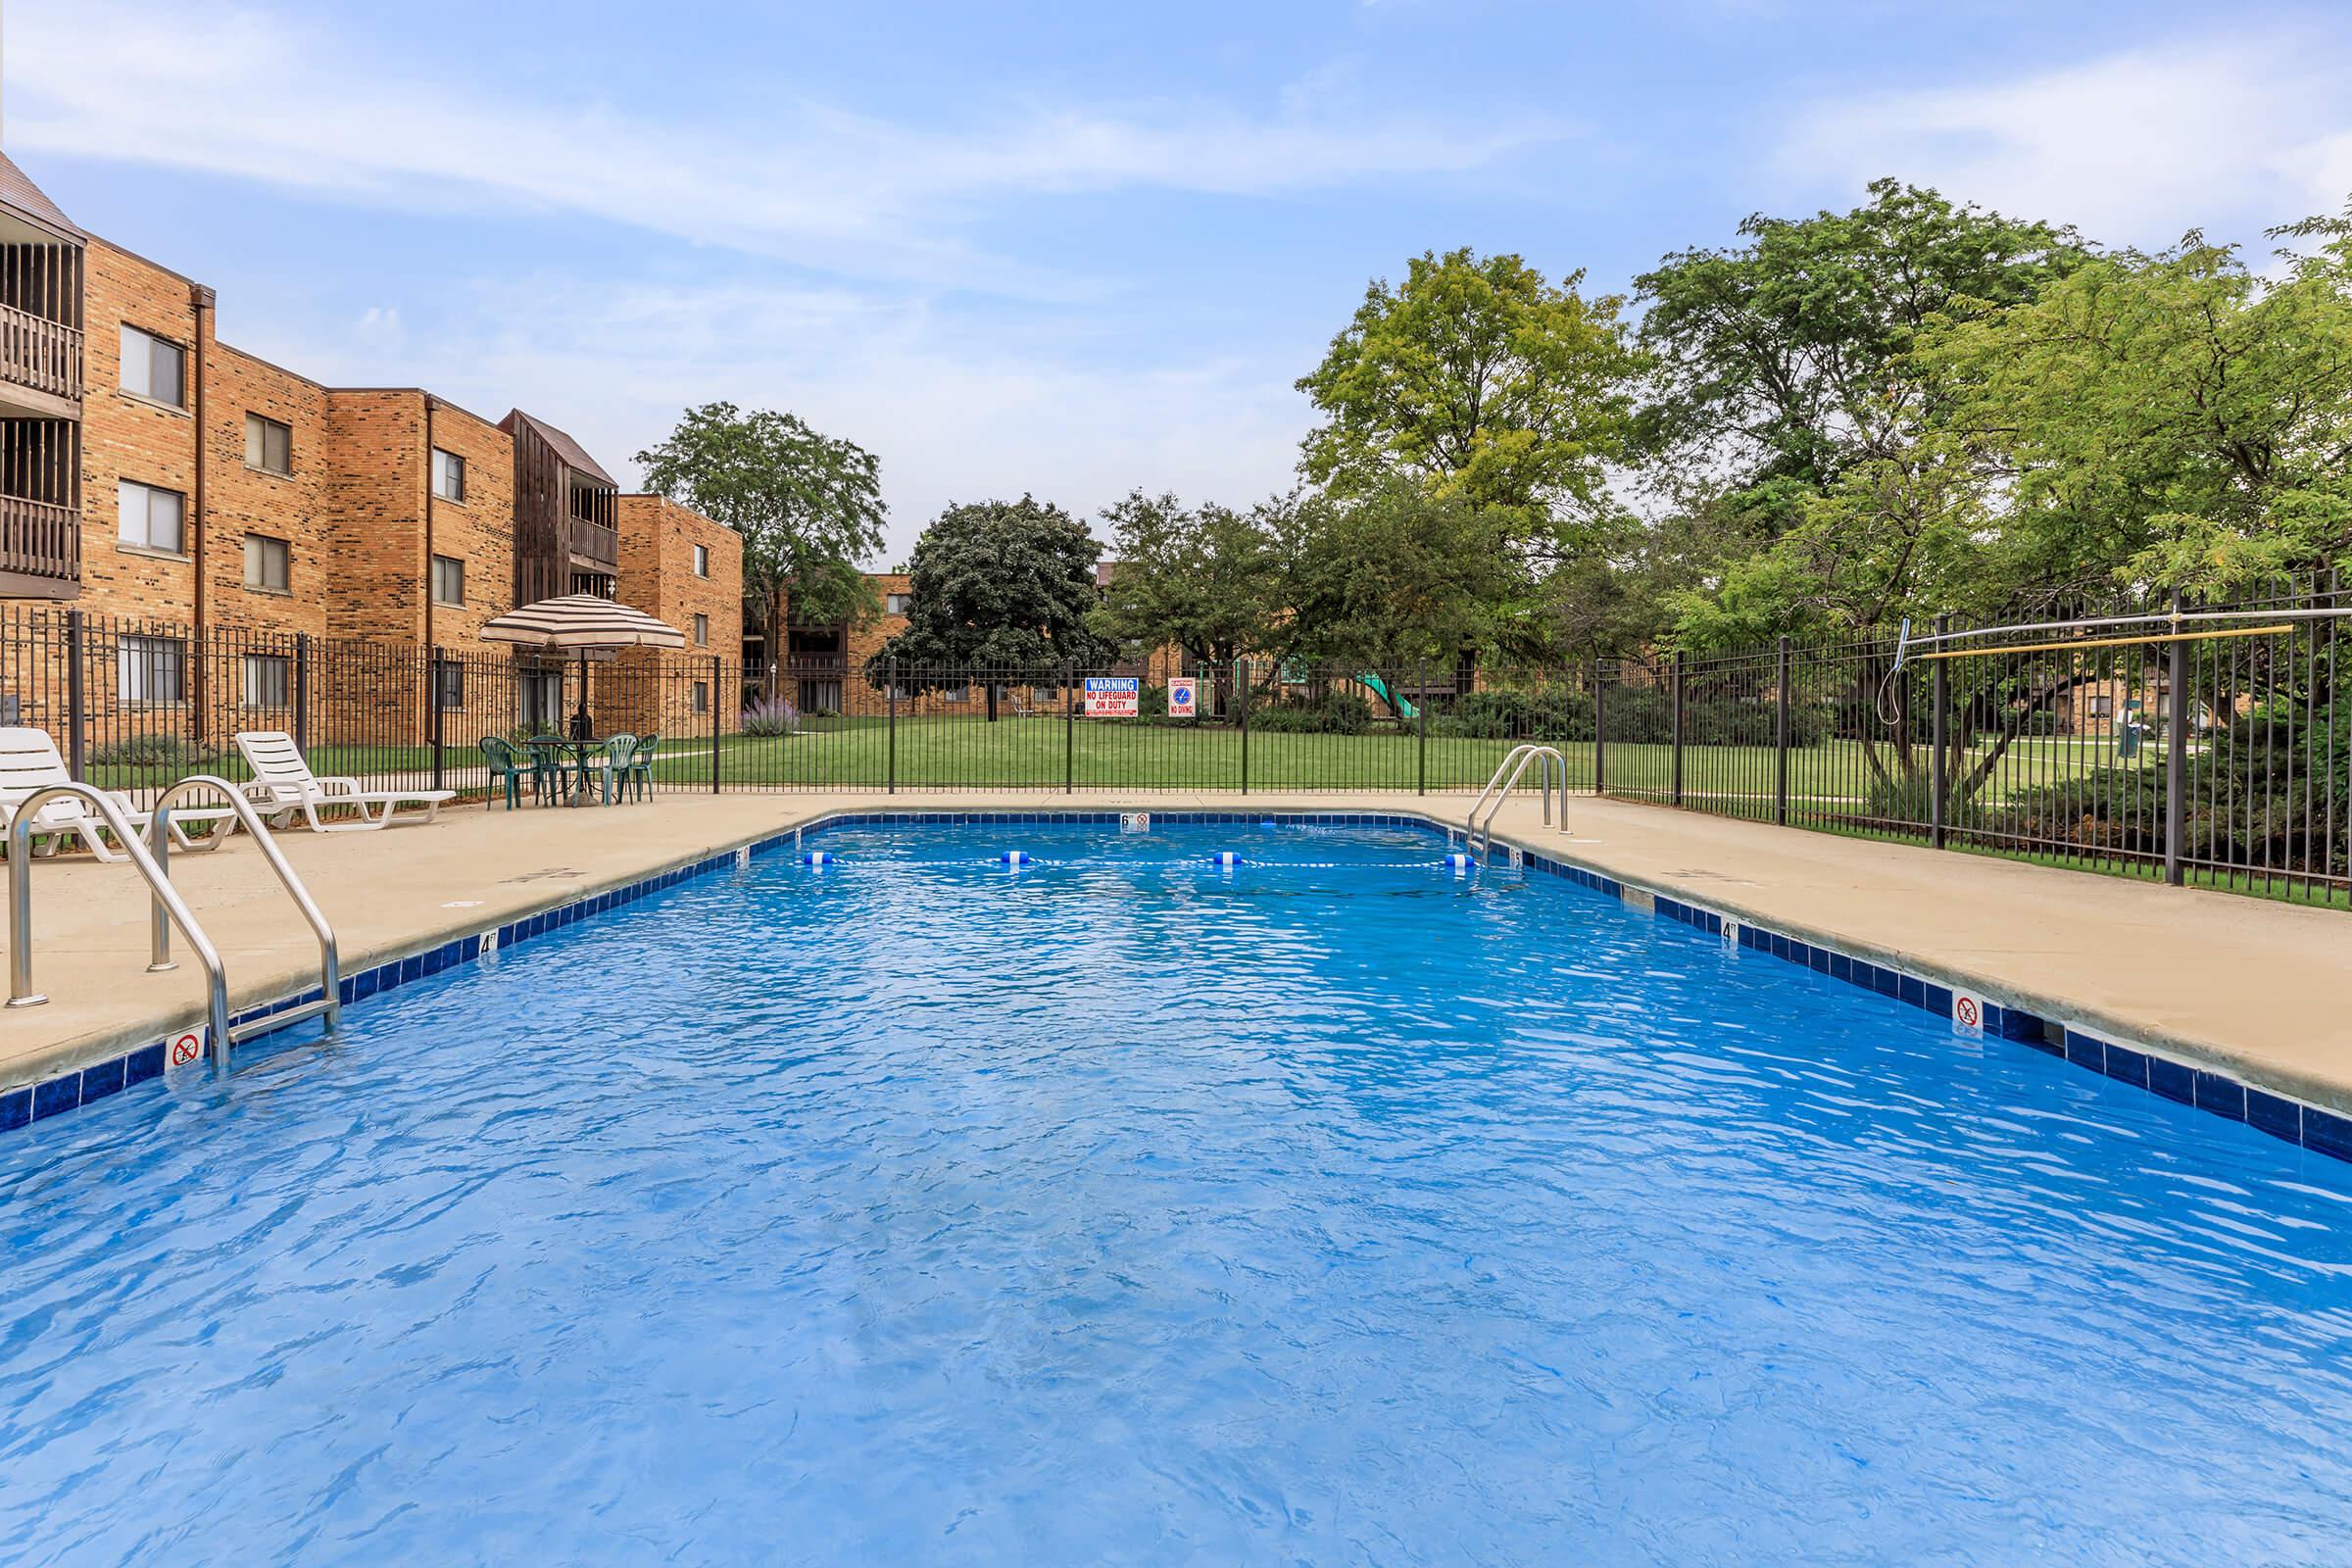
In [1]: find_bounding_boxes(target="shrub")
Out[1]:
[1249,688,1374,734]
[88,733,220,770]
[740,698,801,737]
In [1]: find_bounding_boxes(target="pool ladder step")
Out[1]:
[7,776,341,1070]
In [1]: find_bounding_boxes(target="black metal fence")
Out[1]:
[3,590,2344,907]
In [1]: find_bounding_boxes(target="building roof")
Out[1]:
[502,409,618,488]
[0,152,83,240]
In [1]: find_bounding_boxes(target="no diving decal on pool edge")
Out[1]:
[2,808,2347,1171]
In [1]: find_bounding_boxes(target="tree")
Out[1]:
[1287,483,1519,710]
[1296,248,1642,555]
[633,402,887,695]
[1635,180,2086,539]
[865,496,1109,719]
[1090,490,1311,671]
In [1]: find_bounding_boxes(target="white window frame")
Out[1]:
[435,662,466,712]
[693,612,709,646]
[118,480,185,554]
[691,680,710,715]
[885,593,910,615]
[692,543,710,577]
[431,554,466,607]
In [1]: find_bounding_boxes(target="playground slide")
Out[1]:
[1359,673,1418,721]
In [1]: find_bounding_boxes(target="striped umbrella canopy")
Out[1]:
[477,595,687,742]
[475,594,686,651]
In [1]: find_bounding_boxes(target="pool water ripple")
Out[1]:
[0,820,2348,1564]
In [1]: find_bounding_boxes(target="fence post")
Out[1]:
[63,610,85,780]
[428,646,446,793]
[710,655,723,795]
[1064,662,1076,795]
[1592,662,1605,796]
[2164,590,2187,885]
[1670,652,1685,807]
[1775,635,1791,826]
[291,632,310,756]
[886,657,898,796]
[1238,661,1250,796]
[1930,612,1950,850]
[1416,658,1427,795]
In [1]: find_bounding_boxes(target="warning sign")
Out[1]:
[1166,677,1198,719]
[167,1027,208,1069]
[1952,991,1984,1035]
[1085,676,1139,718]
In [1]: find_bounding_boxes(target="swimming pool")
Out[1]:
[3,815,2349,1564]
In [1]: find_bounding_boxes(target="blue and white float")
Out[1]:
[1210,851,1243,868]
[1443,852,1473,872]
[1000,850,1031,866]
[802,850,834,866]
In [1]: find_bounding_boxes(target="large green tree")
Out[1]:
[1635,180,2086,549]
[1089,490,1312,671]
[1296,248,1642,557]
[866,496,1109,718]
[633,402,887,690]
[1286,483,1519,709]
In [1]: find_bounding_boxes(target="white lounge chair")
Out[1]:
[0,726,237,860]
[234,731,454,832]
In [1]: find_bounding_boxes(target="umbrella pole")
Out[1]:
[576,648,591,740]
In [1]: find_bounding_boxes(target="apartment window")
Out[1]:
[120,325,185,407]
[435,662,466,711]
[243,653,290,709]
[2087,694,2115,717]
[118,480,185,554]
[691,680,710,715]
[245,414,292,475]
[431,554,466,607]
[693,544,710,577]
[520,670,564,731]
[243,533,291,593]
[693,612,710,646]
[119,635,185,704]
[885,593,910,615]
[431,448,466,503]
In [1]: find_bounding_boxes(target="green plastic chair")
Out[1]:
[480,736,527,809]
[523,737,571,804]
[594,734,637,805]
[621,733,660,801]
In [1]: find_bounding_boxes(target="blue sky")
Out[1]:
[14,1,2352,564]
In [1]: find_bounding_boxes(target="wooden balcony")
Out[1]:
[0,493,79,598]
[0,305,79,417]
[566,516,618,571]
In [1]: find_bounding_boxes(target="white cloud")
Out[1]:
[9,0,1564,291]
[1778,32,2352,244]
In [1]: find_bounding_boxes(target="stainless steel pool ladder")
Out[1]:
[6,777,341,1069]
[1466,745,1568,858]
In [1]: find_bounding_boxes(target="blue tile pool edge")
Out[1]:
[4,807,2345,1171]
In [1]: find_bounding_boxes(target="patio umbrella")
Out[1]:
[477,594,686,739]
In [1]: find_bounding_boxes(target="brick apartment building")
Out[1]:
[0,151,741,747]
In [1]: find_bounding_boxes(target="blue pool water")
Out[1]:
[3,818,2351,1564]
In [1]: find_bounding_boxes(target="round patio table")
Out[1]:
[528,737,614,806]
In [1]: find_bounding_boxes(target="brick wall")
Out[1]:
[205,345,329,641]
[612,493,742,738]
[77,240,202,627]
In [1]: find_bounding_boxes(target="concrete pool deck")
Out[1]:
[1,791,2345,1113]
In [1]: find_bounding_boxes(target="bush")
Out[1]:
[1249,688,1374,735]
[740,698,801,738]
[88,733,220,770]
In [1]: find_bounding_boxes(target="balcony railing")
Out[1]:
[0,305,81,403]
[566,516,618,571]
[0,494,79,586]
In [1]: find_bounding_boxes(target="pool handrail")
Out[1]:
[1467,745,1567,858]
[147,776,342,1052]
[6,782,235,1061]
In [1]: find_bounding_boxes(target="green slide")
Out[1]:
[1359,672,1417,721]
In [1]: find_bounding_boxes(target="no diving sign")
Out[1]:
[166,1026,209,1071]
[1167,677,1198,719]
